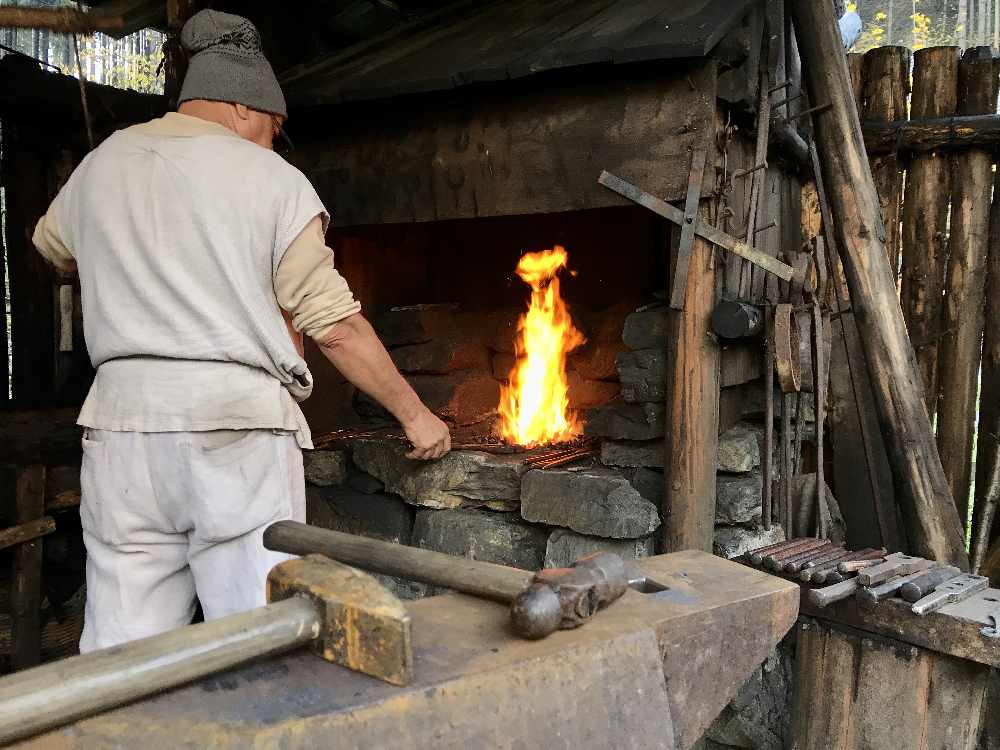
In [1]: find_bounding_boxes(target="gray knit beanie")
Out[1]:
[178,9,286,118]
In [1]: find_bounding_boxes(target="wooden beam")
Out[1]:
[10,466,45,671]
[790,1,969,569]
[862,111,1000,155]
[0,7,124,34]
[900,46,958,418]
[937,47,996,529]
[662,206,720,553]
[0,518,56,552]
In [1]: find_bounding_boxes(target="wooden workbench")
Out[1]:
[16,551,798,750]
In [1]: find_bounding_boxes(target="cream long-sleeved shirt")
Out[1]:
[32,112,361,447]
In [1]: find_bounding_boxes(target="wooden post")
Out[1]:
[10,465,45,671]
[973,153,1000,569]
[900,46,959,418]
[789,1,969,569]
[846,53,865,106]
[937,46,996,527]
[663,204,721,553]
[860,46,910,278]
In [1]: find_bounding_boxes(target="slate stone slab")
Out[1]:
[571,341,626,381]
[567,372,619,409]
[601,440,665,468]
[622,307,669,350]
[305,485,414,545]
[627,467,664,506]
[717,426,761,473]
[412,508,548,571]
[390,335,490,374]
[521,469,660,539]
[716,472,763,525]
[713,524,784,559]
[373,304,458,347]
[353,440,524,510]
[355,371,501,426]
[585,402,665,441]
[543,529,655,569]
[303,450,349,486]
[617,349,666,402]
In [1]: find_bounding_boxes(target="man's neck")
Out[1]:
[177,100,240,135]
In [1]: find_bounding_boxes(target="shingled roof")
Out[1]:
[281,0,757,106]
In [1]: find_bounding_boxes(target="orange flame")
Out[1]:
[499,246,586,447]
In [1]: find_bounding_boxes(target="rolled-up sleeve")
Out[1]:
[32,190,76,272]
[275,216,361,340]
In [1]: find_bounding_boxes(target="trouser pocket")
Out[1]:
[187,430,295,544]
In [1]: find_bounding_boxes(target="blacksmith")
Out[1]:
[31,9,450,652]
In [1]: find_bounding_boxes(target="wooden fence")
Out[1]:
[847,44,1000,572]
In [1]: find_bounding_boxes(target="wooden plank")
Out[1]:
[860,46,910,278]
[0,517,56,551]
[792,617,992,750]
[720,342,763,387]
[10,465,45,671]
[597,171,794,280]
[790,621,856,749]
[669,149,708,309]
[298,62,717,226]
[791,1,969,569]
[800,590,1000,669]
[937,46,997,529]
[662,213,720,553]
[900,46,959,418]
[853,634,928,749]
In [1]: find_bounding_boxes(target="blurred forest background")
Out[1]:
[0,0,164,93]
[850,0,998,51]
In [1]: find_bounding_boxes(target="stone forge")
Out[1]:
[309,300,787,588]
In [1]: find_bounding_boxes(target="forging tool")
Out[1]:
[899,566,962,603]
[911,573,990,616]
[264,521,630,640]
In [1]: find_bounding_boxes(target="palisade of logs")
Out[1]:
[847,43,1000,571]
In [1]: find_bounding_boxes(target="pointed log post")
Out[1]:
[663,202,720,553]
[937,47,997,529]
[973,153,1000,570]
[900,46,959,418]
[789,1,969,570]
[861,46,910,277]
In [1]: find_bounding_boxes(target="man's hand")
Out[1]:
[402,408,451,460]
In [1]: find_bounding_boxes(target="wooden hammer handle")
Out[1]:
[264,521,531,603]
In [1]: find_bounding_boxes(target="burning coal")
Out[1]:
[499,246,585,447]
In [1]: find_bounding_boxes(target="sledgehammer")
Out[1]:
[264,520,629,640]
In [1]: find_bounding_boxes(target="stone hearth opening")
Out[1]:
[301,205,763,597]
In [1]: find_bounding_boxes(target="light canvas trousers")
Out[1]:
[78,428,305,653]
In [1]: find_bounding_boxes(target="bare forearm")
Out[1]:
[315,313,424,425]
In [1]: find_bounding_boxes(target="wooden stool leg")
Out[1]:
[11,465,45,671]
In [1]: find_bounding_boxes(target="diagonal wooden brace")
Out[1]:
[669,149,708,309]
[598,170,794,286]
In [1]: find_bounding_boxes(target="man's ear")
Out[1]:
[234,103,250,120]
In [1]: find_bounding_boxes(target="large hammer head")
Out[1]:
[267,554,412,686]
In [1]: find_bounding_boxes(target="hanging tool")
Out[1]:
[264,521,629,640]
[911,573,990,616]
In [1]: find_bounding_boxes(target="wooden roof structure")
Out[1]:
[281,0,757,106]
